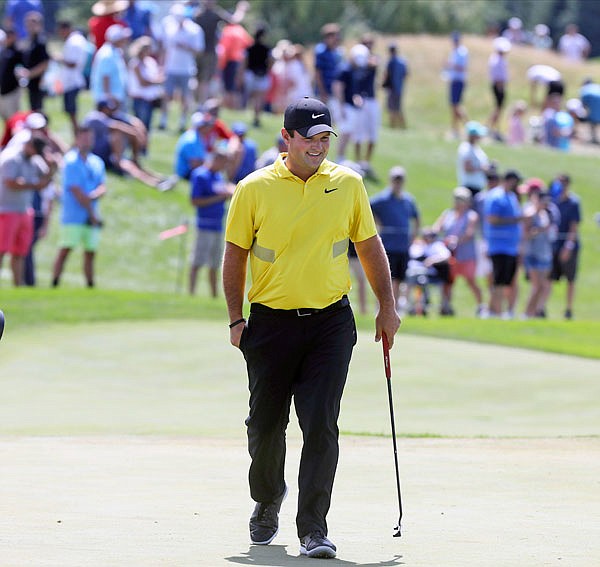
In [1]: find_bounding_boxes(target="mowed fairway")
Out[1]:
[1,321,600,566]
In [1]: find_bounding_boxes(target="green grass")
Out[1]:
[2,321,599,437]
[1,34,600,357]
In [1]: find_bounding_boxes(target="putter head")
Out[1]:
[393,522,401,537]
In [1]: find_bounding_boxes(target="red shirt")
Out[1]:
[203,119,233,151]
[88,15,127,49]
[1,110,31,147]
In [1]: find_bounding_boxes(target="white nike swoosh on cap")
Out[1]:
[312,113,325,119]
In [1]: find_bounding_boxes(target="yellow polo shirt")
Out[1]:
[225,154,377,309]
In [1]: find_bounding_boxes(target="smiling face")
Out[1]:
[281,128,330,181]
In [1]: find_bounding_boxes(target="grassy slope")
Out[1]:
[1,34,599,357]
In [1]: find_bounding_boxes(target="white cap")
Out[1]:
[493,36,511,53]
[24,112,47,130]
[350,43,370,67]
[105,24,131,43]
[191,112,213,129]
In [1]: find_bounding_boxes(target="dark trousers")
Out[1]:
[24,214,44,286]
[240,301,356,538]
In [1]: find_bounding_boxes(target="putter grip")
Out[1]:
[382,333,391,379]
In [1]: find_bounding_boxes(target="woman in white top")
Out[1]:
[128,36,165,133]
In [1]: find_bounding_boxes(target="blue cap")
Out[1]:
[231,122,248,136]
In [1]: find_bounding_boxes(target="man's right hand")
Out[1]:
[230,322,245,349]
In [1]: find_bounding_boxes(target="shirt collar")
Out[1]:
[273,153,333,181]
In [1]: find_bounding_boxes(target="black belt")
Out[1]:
[251,296,350,317]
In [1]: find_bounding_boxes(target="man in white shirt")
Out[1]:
[158,2,204,132]
[558,24,591,62]
[56,20,90,135]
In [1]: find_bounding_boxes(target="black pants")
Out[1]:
[240,299,356,538]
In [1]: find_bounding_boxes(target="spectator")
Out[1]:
[217,16,253,110]
[333,43,378,169]
[90,23,131,108]
[507,100,527,145]
[406,227,453,316]
[580,79,600,144]
[267,39,291,114]
[20,10,49,112]
[0,134,55,286]
[157,3,204,133]
[382,42,408,129]
[548,174,581,319]
[194,0,248,103]
[314,23,343,107]
[83,99,175,191]
[127,36,164,134]
[558,24,591,62]
[526,64,562,109]
[0,30,23,123]
[243,26,271,127]
[283,44,313,109]
[51,125,106,288]
[456,121,489,198]
[349,43,380,177]
[531,24,552,50]
[189,145,234,296]
[255,134,286,169]
[445,31,469,138]
[200,98,233,152]
[370,165,421,313]
[502,17,526,45]
[521,179,554,318]
[488,37,511,141]
[123,0,153,41]
[88,0,128,50]
[483,170,524,318]
[3,0,43,41]
[55,21,89,137]
[227,122,257,184]
[433,186,485,316]
[174,111,212,180]
[543,93,573,151]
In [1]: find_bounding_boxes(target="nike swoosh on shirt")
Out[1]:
[312,113,325,119]
[324,188,339,194]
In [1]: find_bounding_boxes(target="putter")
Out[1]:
[382,332,402,537]
[0,309,5,341]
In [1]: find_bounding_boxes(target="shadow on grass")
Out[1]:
[225,544,403,566]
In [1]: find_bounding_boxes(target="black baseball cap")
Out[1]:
[504,169,523,182]
[284,97,337,138]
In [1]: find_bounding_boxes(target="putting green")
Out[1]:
[2,320,599,565]
[1,320,599,437]
[1,436,598,566]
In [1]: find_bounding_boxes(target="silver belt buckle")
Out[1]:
[297,308,312,316]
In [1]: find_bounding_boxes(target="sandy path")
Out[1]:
[2,436,599,567]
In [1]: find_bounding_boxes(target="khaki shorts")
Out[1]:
[0,89,21,120]
[190,228,223,269]
[59,224,101,252]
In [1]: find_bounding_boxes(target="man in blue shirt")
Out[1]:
[174,112,213,179]
[580,79,600,144]
[189,145,234,296]
[314,23,342,103]
[549,174,581,319]
[383,42,408,129]
[483,170,524,317]
[370,165,420,311]
[228,122,257,184]
[51,125,106,288]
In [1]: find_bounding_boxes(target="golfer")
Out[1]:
[223,96,400,559]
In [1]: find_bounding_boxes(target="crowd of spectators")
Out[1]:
[0,1,592,317]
